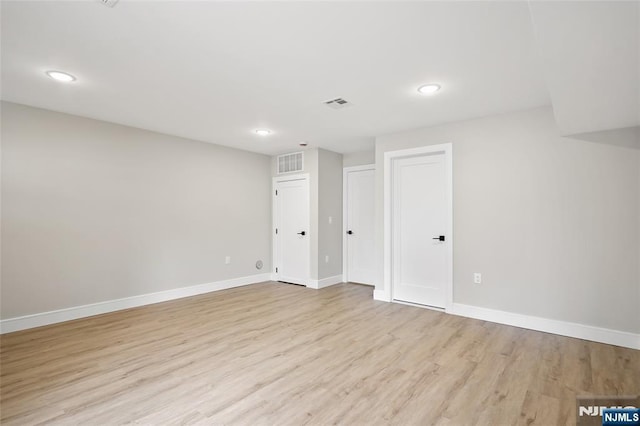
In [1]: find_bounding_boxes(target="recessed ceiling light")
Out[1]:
[417,84,441,95]
[255,129,272,136]
[46,70,76,82]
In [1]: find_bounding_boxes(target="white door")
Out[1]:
[274,178,310,285]
[345,168,376,285]
[392,153,449,308]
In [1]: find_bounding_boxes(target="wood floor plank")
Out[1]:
[1,282,638,425]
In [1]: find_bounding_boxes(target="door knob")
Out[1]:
[297,231,306,236]
[347,230,353,235]
[432,235,445,241]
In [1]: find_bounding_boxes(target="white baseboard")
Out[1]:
[307,275,343,289]
[448,303,640,350]
[0,273,271,334]
[373,289,391,302]
[5,276,636,350]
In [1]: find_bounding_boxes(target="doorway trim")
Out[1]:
[342,164,375,283]
[382,143,453,310]
[272,173,311,286]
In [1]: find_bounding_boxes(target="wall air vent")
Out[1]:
[98,0,119,7]
[277,152,304,174]
[323,97,352,109]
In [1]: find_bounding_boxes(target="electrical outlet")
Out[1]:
[225,256,231,265]
[328,216,333,224]
[474,273,482,284]
[325,255,329,263]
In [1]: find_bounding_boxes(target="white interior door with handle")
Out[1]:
[274,177,310,286]
[345,167,375,285]
[392,153,449,308]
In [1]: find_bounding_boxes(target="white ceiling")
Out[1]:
[1,1,551,155]
[529,0,639,136]
[1,1,637,155]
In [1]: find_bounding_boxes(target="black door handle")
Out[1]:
[432,235,445,241]
[297,231,306,236]
[347,230,353,235]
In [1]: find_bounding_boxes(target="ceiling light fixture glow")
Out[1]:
[417,84,441,95]
[46,70,76,82]
[255,129,272,136]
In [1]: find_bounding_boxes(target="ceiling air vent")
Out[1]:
[277,152,304,174]
[324,97,352,110]
[98,0,119,7]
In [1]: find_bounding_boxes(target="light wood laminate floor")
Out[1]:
[1,282,638,425]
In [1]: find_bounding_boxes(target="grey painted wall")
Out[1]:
[375,106,640,333]
[318,149,343,279]
[569,126,640,150]
[343,150,375,167]
[1,102,272,319]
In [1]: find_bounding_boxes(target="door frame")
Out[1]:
[342,164,376,283]
[272,173,311,286]
[382,143,453,311]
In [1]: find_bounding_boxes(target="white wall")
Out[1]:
[1,102,272,319]
[375,106,640,334]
